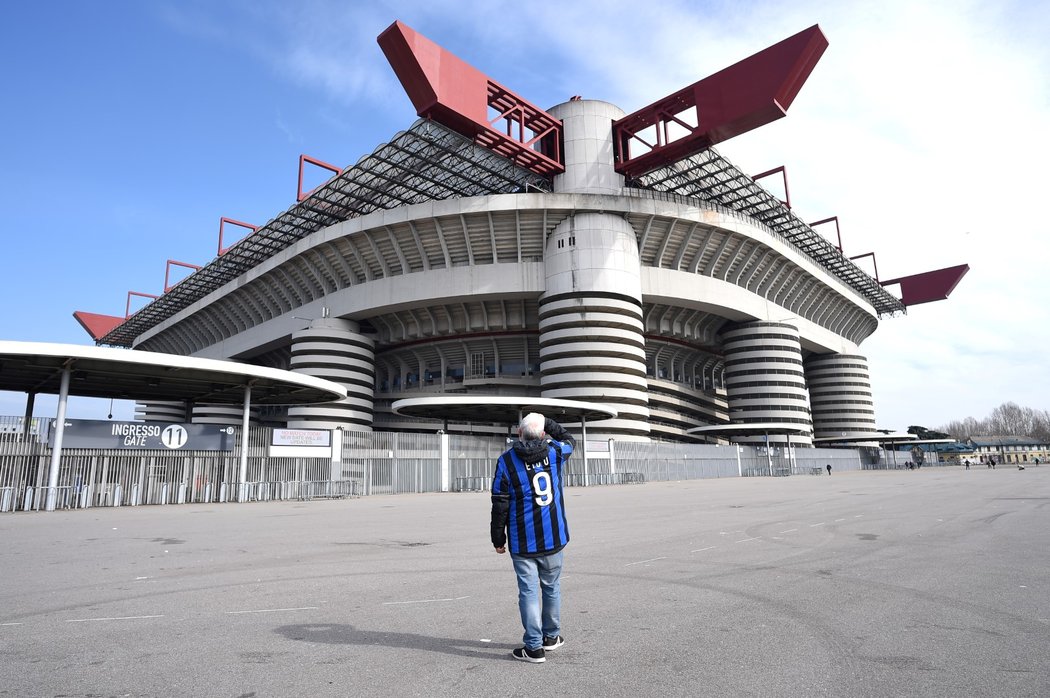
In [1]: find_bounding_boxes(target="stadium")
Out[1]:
[74,20,966,447]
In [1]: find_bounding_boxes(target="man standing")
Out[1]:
[491,412,574,663]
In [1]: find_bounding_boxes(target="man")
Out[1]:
[491,412,574,663]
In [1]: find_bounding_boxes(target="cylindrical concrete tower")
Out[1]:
[804,353,876,439]
[135,400,188,423]
[286,318,375,430]
[539,101,650,439]
[721,321,813,445]
[192,403,255,425]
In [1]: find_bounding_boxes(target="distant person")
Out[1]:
[826,463,832,476]
[965,460,970,470]
[491,412,574,663]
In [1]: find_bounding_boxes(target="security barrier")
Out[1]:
[0,416,890,513]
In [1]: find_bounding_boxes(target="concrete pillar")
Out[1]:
[804,353,876,439]
[537,100,649,440]
[135,400,188,422]
[287,318,376,430]
[721,321,813,446]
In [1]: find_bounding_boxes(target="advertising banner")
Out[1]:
[51,419,236,451]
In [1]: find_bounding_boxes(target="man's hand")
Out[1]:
[494,546,506,554]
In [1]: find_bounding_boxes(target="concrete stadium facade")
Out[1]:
[115,98,889,446]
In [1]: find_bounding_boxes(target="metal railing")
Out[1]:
[1,416,905,513]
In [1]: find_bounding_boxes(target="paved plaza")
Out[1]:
[2,466,1048,697]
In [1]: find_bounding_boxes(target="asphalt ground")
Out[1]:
[1,465,1048,698]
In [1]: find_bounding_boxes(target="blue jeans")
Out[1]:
[511,551,563,650]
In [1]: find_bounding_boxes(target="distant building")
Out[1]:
[967,436,1050,464]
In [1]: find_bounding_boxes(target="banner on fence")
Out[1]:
[51,419,236,451]
[270,428,333,458]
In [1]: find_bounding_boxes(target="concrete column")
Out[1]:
[539,100,649,440]
[192,403,252,425]
[135,400,188,422]
[805,353,877,439]
[721,321,813,446]
[287,318,376,430]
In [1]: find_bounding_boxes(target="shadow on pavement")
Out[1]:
[274,623,518,660]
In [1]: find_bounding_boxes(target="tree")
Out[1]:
[937,403,1050,442]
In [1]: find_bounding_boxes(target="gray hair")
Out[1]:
[519,412,545,440]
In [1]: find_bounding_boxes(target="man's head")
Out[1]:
[518,412,545,441]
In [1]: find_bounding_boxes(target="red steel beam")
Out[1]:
[125,291,159,319]
[810,216,842,252]
[217,217,258,256]
[164,259,202,293]
[881,264,970,307]
[72,311,124,341]
[753,166,791,209]
[378,20,563,177]
[297,154,342,202]
[614,25,828,178]
[849,252,880,282]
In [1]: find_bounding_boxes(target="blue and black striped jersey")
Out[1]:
[491,438,572,556]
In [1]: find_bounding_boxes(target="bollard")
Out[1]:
[23,487,33,511]
[113,484,123,507]
[160,483,169,505]
[177,483,187,505]
[130,484,139,506]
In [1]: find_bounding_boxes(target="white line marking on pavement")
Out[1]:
[67,615,164,623]
[779,528,798,533]
[735,537,759,543]
[225,607,319,615]
[626,557,667,566]
[691,546,716,553]
[854,515,863,518]
[1,622,24,626]
[382,596,470,606]
[834,518,846,522]
[810,522,826,527]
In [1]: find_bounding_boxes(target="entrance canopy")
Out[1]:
[0,340,347,512]
[391,396,617,426]
[686,423,811,440]
[0,340,347,405]
[813,432,917,446]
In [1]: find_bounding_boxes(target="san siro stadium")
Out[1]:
[75,21,966,447]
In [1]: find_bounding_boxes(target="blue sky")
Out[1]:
[1,0,1047,430]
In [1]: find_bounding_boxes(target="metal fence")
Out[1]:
[0,415,916,514]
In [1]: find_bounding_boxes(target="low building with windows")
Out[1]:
[967,436,1050,465]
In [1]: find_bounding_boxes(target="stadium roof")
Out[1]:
[633,149,906,316]
[88,119,904,349]
[93,120,551,348]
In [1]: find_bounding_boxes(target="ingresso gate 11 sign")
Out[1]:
[51,419,236,451]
